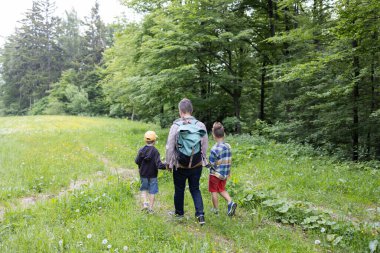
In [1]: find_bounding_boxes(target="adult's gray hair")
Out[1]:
[178,98,193,114]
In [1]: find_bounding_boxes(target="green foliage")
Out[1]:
[109,103,128,118]
[101,0,260,129]
[61,182,133,220]
[240,188,379,252]
[223,117,242,134]
[65,84,90,115]
[28,97,50,115]
[43,98,66,115]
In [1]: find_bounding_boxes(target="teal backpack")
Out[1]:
[175,119,206,168]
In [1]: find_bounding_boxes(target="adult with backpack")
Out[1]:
[165,98,208,226]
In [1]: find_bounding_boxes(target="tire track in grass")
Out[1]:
[0,144,140,221]
[0,147,314,252]
[0,146,116,221]
[0,178,100,221]
[0,147,258,252]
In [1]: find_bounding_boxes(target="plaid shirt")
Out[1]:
[209,141,231,180]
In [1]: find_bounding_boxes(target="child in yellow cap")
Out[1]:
[135,131,166,213]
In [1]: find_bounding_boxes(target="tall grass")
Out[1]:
[0,116,378,252]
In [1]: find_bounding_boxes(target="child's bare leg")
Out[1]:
[211,192,219,209]
[149,194,155,210]
[141,191,148,208]
[219,191,232,204]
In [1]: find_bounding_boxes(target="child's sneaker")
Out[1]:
[168,211,184,219]
[197,215,205,226]
[210,207,219,215]
[227,201,237,216]
[141,202,149,211]
[147,208,155,214]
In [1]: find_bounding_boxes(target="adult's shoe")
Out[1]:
[197,215,205,226]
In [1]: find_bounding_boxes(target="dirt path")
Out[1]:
[0,147,137,221]
[0,148,237,251]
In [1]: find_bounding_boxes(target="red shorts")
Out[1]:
[209,175,227,192]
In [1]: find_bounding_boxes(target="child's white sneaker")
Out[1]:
[141,202,149,211]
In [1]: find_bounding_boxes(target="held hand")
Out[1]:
[205,163,215,171]
[165,163,172,172]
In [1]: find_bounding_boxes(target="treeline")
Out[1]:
[0,0,115,116]
[0,0,379,161]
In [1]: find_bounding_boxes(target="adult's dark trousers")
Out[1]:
[173,166,204,217]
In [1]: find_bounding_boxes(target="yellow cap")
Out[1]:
[144,131,157,142]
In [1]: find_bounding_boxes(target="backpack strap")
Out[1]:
[174,118,198,126]
[188,146,195,168]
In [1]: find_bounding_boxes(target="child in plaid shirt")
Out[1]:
[208,122,237,216]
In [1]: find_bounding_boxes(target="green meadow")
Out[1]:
[0,116,379,252]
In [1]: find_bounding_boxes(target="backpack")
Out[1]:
[175,119,206,168]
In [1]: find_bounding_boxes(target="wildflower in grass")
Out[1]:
[123,246,129,251]
[108,244,112,249]
[320,227,326,233]
[59,240,63,247]
[102,239,108,244]
[87,234,92,239]
[315,240,321,245]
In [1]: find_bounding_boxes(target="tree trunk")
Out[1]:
[367,47,377,158]
[259,0,275,122]
[284,6,291,56]
[268,0,275,37]
[233,90,242,133]
[293,3,299,28]
[352,39,359,161]
[312,0,321,50]
[259,60,266,121]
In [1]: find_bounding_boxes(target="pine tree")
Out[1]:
[0,0,63,113]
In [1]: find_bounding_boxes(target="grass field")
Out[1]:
[0,116,379,252]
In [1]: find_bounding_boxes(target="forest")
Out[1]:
[0,0,379,162]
